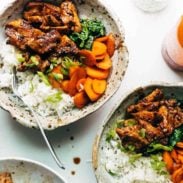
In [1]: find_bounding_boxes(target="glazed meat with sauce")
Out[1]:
[116,89,183,152]
[23,0,81,33]
[5,19,78,56]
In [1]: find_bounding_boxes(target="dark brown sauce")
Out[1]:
[71,171,75,175]
[73,157,81,164]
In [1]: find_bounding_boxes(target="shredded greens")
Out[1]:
[70,19,106,49]
[37,72,50,86]
[129,153,142,164]
[45,92,62,103]
[169,125,183,147]
[150,154,168,175]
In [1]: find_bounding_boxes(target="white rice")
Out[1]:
[98,133,172,183]
[0,42,74,118]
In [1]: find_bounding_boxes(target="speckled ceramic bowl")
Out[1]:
[0,0,128,130]
[92,82,183,183]
[0,157,66,182]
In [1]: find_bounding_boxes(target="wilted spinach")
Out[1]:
[70,19,106,49]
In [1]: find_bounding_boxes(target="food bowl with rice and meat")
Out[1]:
[0,0,128,129]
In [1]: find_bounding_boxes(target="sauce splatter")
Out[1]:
[73,157,81,164]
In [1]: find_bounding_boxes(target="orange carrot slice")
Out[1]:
[176,142,183,149]
[177,16,183,47]
[84,77,101,102]
[76,78,86,92]
[95,53,106,60]
[68,70,79,96]
[92,79,107,94]
[96,54,112,70]
[171,149,179,163]
[74,91,89,108]
[172,167,183,183]
[86,66,110,79]
[79,50,96,66]
[162,151,174,173]
[69,66,80,78]
[107,33,115,57]
[92,41,107,57]
[95,36,108,42]
[177,154,183,164]
[61,80,69,93]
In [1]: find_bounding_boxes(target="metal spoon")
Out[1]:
[12,66,65,170]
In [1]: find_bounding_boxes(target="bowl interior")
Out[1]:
[0,157,66,183]
[93,84,183,183]
[0,0,128,130]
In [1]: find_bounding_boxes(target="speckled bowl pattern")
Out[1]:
[92,82,183,183]
[0,157,66,182]
[0,0,129,130]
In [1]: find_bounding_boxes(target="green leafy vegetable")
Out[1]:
[125,119,137,127]
[70,19,106,49]
[16,53,25,63]
[106,129,116,143]
[169,125,183,147]
[29,81,34,93]
[147,142,173,154]
[129,153,142,164]
[45,92,62,103]
[150,154,168,175]
[37,72,50,86]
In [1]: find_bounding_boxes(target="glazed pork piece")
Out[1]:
[116,89,183,152]
[23,0,81,33]
[5,19,78,56]
[0,172,13,183]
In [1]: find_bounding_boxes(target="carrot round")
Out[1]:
[95,36,108,43]
[61,80,69,93]
[68,71,79,96]
[92,79,107,94]
[172,167,183,183]
[84,77,101,102]
[95,53,106,60]
[86,66,110,80]
[76,78,86,92]
[176,142,183,149]
[176,149,183,156]
[107,33,115,57]
[162,151,174,173]
[177,154,183,164]
[96,54,112,70]
[79,50,96,66]
[69,66,80,78]
[171,149,178,163]
[74,91,89,108]
[92,41,107,57]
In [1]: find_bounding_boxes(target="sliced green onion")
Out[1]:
[30,56,39,66]
[52,73,63,81]
[37,72,50,86]
[16,53,25,63]
[45,91,62,103]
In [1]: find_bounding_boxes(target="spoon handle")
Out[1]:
[29,107,65,170]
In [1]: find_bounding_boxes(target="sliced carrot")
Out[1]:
[68,70,79,96]
[92,79,107,94]
[171,149,178,163]
[95,53,106,60]
[61,80,69,93]
[176,142,183,149]
[177,154,183,164]
[173,164,181,172]
[74,91,89,108]
[48,76,61,89]
[69,66,80,78]
[177,16,183,47]
[172,167,183,183]
[86,66,110,80]
[96,54,112,70]
[79,50,96,66]
[162,151,174,173]
[107,33,115,57]
[92,41,107,57]
[77,67,87,79]
[95,36,108,42]
[84,77,101,102]
[76,78,86,92]
[176,149,183,156]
